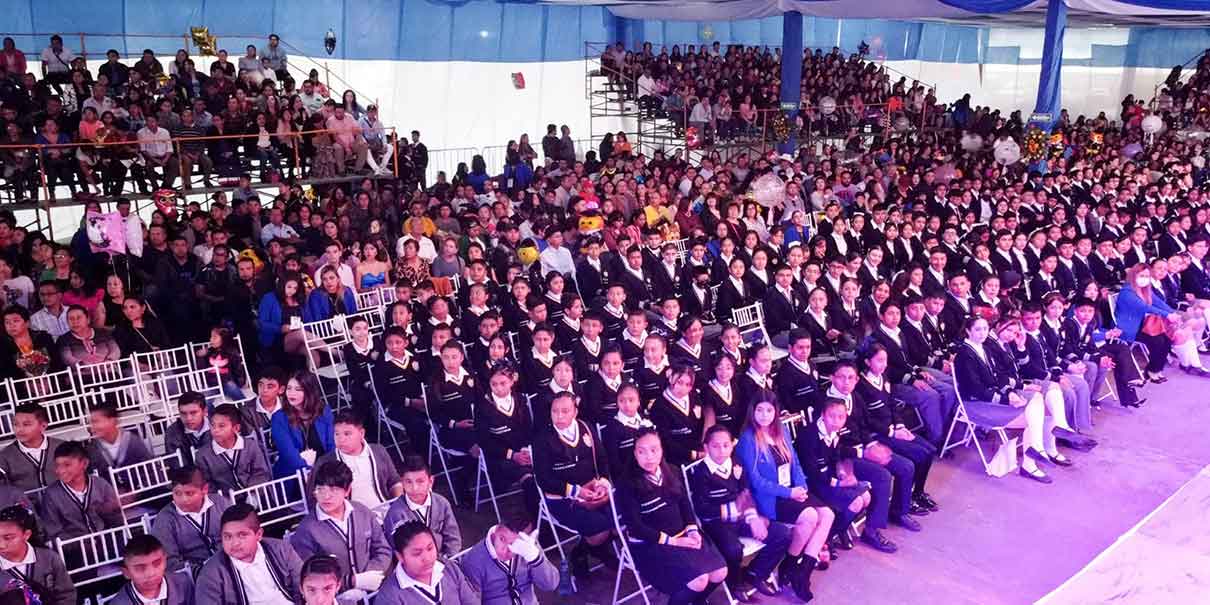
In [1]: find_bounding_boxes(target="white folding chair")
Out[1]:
[473,453,526,524]
[109,451,184,518]
[75,356,144,420]
[55,515,150,587]
[534,482,591,594]
[346,307,386,338]
[608,488,653,605]
[187,334,256,398]
[10,370,87,441]
[939,369,1019,476]
[301,315,351,405]
[365,366,410,464]
[670,238,689,263]
[355,288,386,310]
[145,366,225,412]
[731,302,787,360]
[229,470,308,530]
[134,345,194,411]
[421,384,468,506]
[681,459,764,605]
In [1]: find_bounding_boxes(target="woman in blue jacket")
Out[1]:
[271,369,336,477]
[303,265,357,323]
[736,397,834,599]
[257,273,307,357]
[1116,264,1209,379]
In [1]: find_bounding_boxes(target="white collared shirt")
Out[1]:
[555,421,579,445]
[394,559,446,598]
[174,495,214,527]
[817,418,839,448]
[338,441,382,508]
[444,367,469,385]
[702,455,732,478]
[492,393,515,416]
[0,543,36,571]
[229,545,294,605]
[17,435,48,463]
[599,372,622,391]
[131,578,169,605]
[211,434,245,457]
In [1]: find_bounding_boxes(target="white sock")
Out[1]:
[1177,339,1203,368]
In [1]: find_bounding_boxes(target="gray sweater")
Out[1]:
[193,434,272,492]
[288,500,393,589]
[382,492,462,557]
[86,430,154,488]
[459,536,559,605]
[107,569,195,605]
[0,546,75,605]
[194,537,302,605]
[0,437,63,493]
[38,476,126,540]
[371,559,479,605]
[151,493,232,574]
[309,443,400,507]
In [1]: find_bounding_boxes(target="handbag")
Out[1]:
[1140,314,1166,337]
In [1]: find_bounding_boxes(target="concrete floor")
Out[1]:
[448,371,1210,605]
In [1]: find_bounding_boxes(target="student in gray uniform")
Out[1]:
[151,466,231,575]
[0,505,75,605]
[85,402,153,487]
[194,404,271,493]
[195,503,304,605]
[108,534,195,605]
[164,392,211,466]
[241,366,285,438]
[289,460,393,601]
[309,410,402,515]
[382,456,461,558]
[372,521,478,605]
[39,441,125,540]
[459,514,558,605]
[0,404,63,495]
[299,555,345,605]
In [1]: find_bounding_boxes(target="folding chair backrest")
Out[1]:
[355,288,385,310]
[302,316,350,351]
[229,470,306,528]
[731,302,769,347]
[55,516,149,586]
[346,307,386,338]
[10,370,84,439]
[110,451,184,512]
[75,356,142,417]
[149,366,225,412]
[135,345,194,406]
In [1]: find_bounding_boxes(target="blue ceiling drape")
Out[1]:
[937,0,1036,11]
[1112,0,1210,8]
[1033,0,1066,129]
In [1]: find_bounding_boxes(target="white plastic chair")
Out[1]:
[731,302,787,360]
[939,366,1020,476]
[187,333,256,398]
[681,459,764,605]
[134,345,194,410]
[346,307,386,338]
[229,469,308,530]
[355,288,386,310]
[74,356,142,417]
[534,482,592,594]
[110,451,184,518]
[54,515,150,587]
[301,315,351,405]
[608,488,653,605]
[10,370,86,440]
[473,452,526,524]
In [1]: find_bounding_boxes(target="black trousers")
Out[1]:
[1134,332,1172,373]
[881,435,937,495]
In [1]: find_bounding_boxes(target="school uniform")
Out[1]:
[649,315,681,343]
[855,374,937,501]
[520,349,557,398]
[239,398,282,437]
[383,492,463,558]
[151,493,232,574]
[570,336,605,377]
[773,356,821,418]
[194,433,272,493]
[670,339,715,386]
[343,336,384,413]
[460,527,559,605]
[0,485,30,510]
[86,431,154,489]
[543,291,566,325]
[165,418,211,466]
[372,351,429,454]
[618,264,654,309]
[825,385,903,530]
[648,389,705,466]
[618,330,647,375]
[634,357,670,408]
[872,323,955,446]
[290,500,393,590]
[0,545,76,605]
[699,378,746,438]
[580,371,627,426]
[531,420,613,536]
[715,275,754,321]
[576,257,611,303]
[688,456,792,584]
[39,476,125,540]
[616,469,726,595]
[600,412,652,479]
[0,436,63,493]
[372,558,479,605]
[682,281,717,324]
[599,303,628,343]
[796,418,869,531]
[531,380,582,433]
[713,345,748,373]
[313,443,400,514]
[475,390,536,491]
[554,317,581,356]
[194,539,302,605]
[107,570,195,605]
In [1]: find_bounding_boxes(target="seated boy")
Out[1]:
[242,366,285,436]
[194,404,272,492]
[311,410,401,518]
[460,513,558,605]
[0,403,64,494]
[151,466,232,575]
[196,503,303,605]
[86,402,154,484]
[289,460,392,601]
[299,555,343,605]
[165,392,211,465]
[382,455,461,558]
[39,440,125,539]
[109,534,195,605]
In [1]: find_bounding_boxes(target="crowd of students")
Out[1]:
[0,36,1204,605]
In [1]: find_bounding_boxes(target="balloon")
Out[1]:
[1142,114,1164,134]
[993,139,1021,166]
[819,96,836,115]
[750,173,786,208]
[1121,142,1143,158]
[961,133,984,152]
[153,188,179,219]
[686,126,701,149]
[894,116,911,132]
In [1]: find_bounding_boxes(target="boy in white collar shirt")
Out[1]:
[289,460,392,602]
[109,535,194,605]
[0,505,75,605]
[151,466,231,575]
[195,503,303,605]
[194,404,271,493]
[85,403,154,486]
[165,392,211,465]
[0,403,63,495]
[310,410,402,521]
[39,441,125,540]
[241,367,285,435]
[459,514,557,605]
[382,456,461,558]
[374,521,478,604]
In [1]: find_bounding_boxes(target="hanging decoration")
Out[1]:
[1023,127,1047,161]
[189,27,217,56]
[770,111,792,143]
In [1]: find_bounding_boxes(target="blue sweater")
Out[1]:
[270,406,336,478]
[1114,288,1175,342]
[256,293,287,348]
[736,427,807,520]
[302,288,357,323]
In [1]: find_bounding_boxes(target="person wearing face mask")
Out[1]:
[1114,264,1209,379]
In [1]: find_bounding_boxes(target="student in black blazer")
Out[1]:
[618,246,655,310]
[870,300,956,446]
[765,265,805,344]
[715,256,755,321]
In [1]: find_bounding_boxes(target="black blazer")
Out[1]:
[763,286,804,336]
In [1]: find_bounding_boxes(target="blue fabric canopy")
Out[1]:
[1033,0,1066,130]
[938,0,1035,10]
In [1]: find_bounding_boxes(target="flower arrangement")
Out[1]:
[1023,126,1048,161]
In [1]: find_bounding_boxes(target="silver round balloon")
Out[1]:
[993,140,1021,166]
[820,96,836,115]
[1142,114,1164,135]
[894,116,910,132]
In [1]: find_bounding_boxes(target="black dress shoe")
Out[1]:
[894,515,923,532]
[1025,447,1054,466]
[908,501,931,516]
[861,530,899,553]
[746,574,778,597]
[1052,427,1080,441]
[1019,466,1053,484]
[915,492,940,511]
[1050,453,1074,467]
